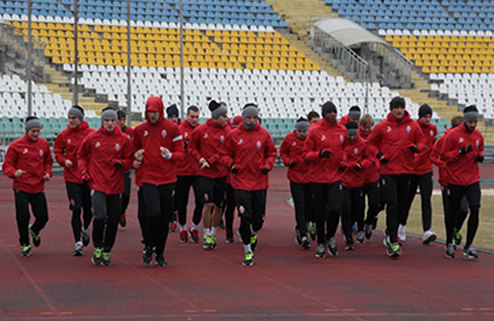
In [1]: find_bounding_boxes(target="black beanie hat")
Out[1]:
[390,96,406,110]
[345,121,359,135]
[418,104,432,118]
[209,100,227,119]
[117,109,127,119]
[463,105,479,122]
[348,105,361,120]
[321,101,337,117]
[166,104,179,117]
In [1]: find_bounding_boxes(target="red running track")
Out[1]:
[0,169,493,320]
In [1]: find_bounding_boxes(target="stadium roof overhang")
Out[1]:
[314,18,387,47]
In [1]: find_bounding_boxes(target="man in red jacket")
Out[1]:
[430,116,469,250]
[340,121,375,250]
[77,108,132,266]
[117,109,134,228]
[3,116,53,257]
[400,104,438,245]
[280,117,311,250]
[54,105,95,256]
[220,103,277,266]
[303,101,347,258]
[176,105,203,243]
[189,100,230,250]
[132,97,185,267]
[367,97,426,258]
[440,105,484,260]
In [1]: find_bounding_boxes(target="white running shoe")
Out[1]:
[422,230,437,245]
[398,224,407,243]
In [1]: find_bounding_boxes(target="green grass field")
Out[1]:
[379,191,494,252]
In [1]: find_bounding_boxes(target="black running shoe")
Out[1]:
[445,243,456,259]
[29,225,41,247]
[142,246,153,265]
[156,255,168,267]
[463,246,478,260]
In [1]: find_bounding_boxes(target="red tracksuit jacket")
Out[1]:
[439,123,484,186]
[132,97,185,186]
[359,128,381,184]
[414,119,437,175]
[366,111,426,175]
[279,130,310,184]
[54,120,96,184]
[122,125,134,139]
[189,118,230,178]
[77,125,132,194]
[3,134,53,194]
[341,136,375,188]
[220,122,277,191]
[430,128,452,186]
[177,119,200,176]
[303,119,347,184]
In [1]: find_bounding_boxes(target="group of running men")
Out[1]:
[3,95,484,267]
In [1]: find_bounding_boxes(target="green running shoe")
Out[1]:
[251,234,258,251]
[21,245,31,257]
[92,248,103,265]
[242,252,254,266]
[101,252,111,266]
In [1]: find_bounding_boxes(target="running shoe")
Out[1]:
[356,230,365,244]
[345,239,355,251]
[73,241,83,256]
[398,224,406,243]
[101,252,111,266]
[225,231,234,243]
[92,248,103,265]
[294,227,302,246]
[386,242,402,258]
[81,228,90,246]
[29,225,41,247]
[422,230,437,245]
[453,229,462,249]
[301,236,311,250]
[308,222,317,241]
[315,243,326,258]
[463,246,479,260]
[364,223,373,240]
[327,237,338,256]
[156,255,168,267]
[218,219,225,230]
[20,244,31,257]
[179,230,189,243]
[142,246,153,265]
[120,214,127,227]
[203,235,212,249]
[210,235,217,249]
[445,243,456,259]
[169,221,177,232]
[251,234,258,251]
[242,252,254,266]
[189,228,199,243]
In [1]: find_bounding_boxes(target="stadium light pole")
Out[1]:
[73,0,79,106]
[127,0,132,126]
[27,0,32,116]
[179,0,185,118]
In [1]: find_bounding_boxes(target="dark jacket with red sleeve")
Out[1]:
[3,134,53,194]
[366,111,426,175]
[54,120,95,184]
[414,119,437,175]
[439,123,484,186]
[220,122,277,191]
[188,118,230,178]
[279,130,310,184]
[302,119,347,184]
[177,119,200,176]
[131,97,185,186]
[77,125,132,194]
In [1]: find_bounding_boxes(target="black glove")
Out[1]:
[82,172,91,184]
[476,155,484,163]
[376,151,389,164]
[261,168,269,175]
[409,145,418,153]
[289,162,296,168]
[458,145,473,155]
[114,161,123,169]
[319,150,330,158]
[184,139,189,149]
[353,163,362,171]
[338,165,347,172]
[230,163,239,174]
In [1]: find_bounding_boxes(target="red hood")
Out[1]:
[145,96,165,124]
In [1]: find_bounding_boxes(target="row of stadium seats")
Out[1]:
[326,0,494,30]
[0,0,288,27]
